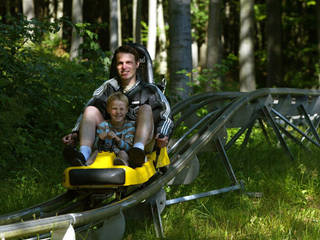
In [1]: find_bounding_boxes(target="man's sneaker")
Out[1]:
[63,146,87,166]
[113,157,129,166]
[128,147,146,168]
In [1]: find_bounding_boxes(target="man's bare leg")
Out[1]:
[134,104,154,147]
[129,104,154,167]
[79,106,104,160]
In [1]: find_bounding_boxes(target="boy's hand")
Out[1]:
[107,131,116,139]
[99,131,108,140]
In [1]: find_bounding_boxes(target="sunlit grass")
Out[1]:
[124,128,320,239]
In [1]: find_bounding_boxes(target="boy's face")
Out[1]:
[107,100,128,124]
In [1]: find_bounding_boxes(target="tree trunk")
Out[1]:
[199,41,207,69]
[239,0,256,92]
[133,0,142,44]
[110,0,121,52]
[168,0,193,101]
[206,0,223,91]
[70,0,83,60]
[22,0,35,44]
[48,0,55,40]
[117,0,122,46]
[147,0,157,61]
[191,0,200,83]
[49,0,54,23]
[266,0,282,87]
[57,0,64,38]
[157,0,167,76]
[192,40,199,82]
[317,0,320,87]
[5,0,11,18]
[22,0,35,20]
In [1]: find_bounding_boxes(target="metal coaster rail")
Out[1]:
[1,88,320,239]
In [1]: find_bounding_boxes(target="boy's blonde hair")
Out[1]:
[106,92,129,108]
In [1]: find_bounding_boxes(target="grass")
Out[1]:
[0,157,66,215]
[2,128,320,239]
[124,129,320,239]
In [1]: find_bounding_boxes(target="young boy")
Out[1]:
[96,92,135,166]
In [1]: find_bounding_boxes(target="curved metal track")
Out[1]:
[1,88,320,239]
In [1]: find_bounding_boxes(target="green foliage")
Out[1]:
[140,21,151,45]
[71,22,112,75]
[254,4,267,22]
[191,0,209,44]
[0,18,109,177]
[274,1,319,88]
[190,53,238,93]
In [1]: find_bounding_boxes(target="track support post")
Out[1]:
[215,137,239,185]
[149,189,166,238]
[261,106,294,160]
[298,104,320,144]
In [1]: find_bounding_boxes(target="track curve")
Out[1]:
[1,88,320,239]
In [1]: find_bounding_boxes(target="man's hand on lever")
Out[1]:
[155,133,168,149]
[62,132,78,146]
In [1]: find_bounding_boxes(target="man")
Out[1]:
[62,45,173,168]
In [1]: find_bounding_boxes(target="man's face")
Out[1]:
[107,100,128,125]
[116,52,139,83]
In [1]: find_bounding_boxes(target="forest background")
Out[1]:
[1,0,320,226]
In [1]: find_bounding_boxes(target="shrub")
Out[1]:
[0,17,109,173]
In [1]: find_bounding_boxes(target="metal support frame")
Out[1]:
[150,201,164,239]
[165,137,243,209]
[302,115,320,143]
[240,119,255,149]
[215,137,239,185]
[225,112,258,151]
[165,94,320,210]
[90,211,126,240]
[298,104,320,144]
[165,184,242,206]
[313,115,320,131]
[271,108,320,147]
[258,118,271,144]
[261,106,294,160]
[148,189,166,239]
[277,124,309,151]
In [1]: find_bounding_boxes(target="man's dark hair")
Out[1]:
[114,45,140,63]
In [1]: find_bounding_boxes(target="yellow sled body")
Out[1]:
[63,148,170,190]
